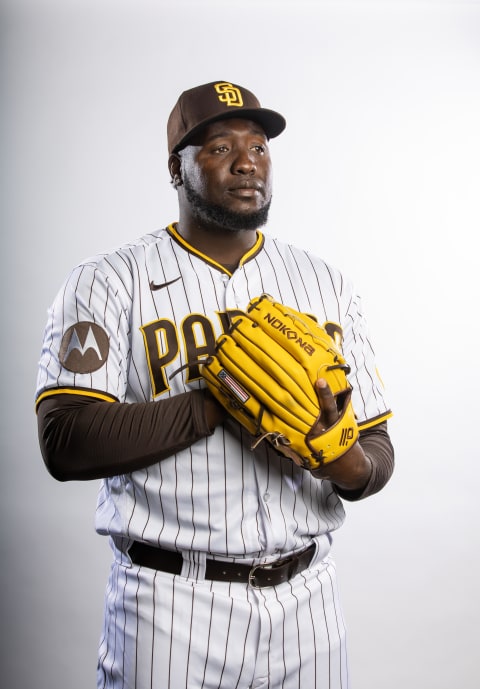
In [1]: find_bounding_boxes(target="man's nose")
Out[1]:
[232,149,256,175]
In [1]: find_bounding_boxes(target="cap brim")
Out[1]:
[172,108,286,153]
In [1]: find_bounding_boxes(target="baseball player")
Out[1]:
[36,81,394,689]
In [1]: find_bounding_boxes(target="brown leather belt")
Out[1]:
[128,542,316,588]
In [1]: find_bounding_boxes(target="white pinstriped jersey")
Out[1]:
[36,223,391,561]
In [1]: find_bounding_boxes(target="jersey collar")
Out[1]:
[167,223,265,277]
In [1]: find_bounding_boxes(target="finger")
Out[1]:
[315,378,339,427]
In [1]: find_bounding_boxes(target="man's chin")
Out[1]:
[197,205,270,232]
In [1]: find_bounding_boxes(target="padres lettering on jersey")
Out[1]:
[140,309,242,395]
[139,309,343,397]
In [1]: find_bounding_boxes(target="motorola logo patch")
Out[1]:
[59,321,109,373]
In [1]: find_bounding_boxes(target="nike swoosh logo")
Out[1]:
[149,277,182,291]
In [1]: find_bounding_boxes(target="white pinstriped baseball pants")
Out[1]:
[97,552,349,689]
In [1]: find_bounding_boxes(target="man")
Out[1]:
[36,80,394,689]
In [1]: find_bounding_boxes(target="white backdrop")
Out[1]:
[2,1,479,688]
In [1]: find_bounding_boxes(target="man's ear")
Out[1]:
[168,154,182,188]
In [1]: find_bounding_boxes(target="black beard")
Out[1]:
[183,176,271,232]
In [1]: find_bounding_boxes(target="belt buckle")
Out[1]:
[248,563,265,589]
[248,555,295,589]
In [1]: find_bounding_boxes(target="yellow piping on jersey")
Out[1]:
[35,387,118,411]
[357,410,393,431]
[167,223,264,276]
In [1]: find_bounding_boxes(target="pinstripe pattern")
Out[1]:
[37,223,390,688]
[97,549,348,689]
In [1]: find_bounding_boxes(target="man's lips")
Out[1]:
[227,181,264,197]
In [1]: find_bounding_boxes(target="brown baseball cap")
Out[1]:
[167,80,286,154]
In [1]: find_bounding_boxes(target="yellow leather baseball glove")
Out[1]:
[201,294,359,470]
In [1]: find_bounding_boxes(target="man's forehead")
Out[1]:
[196,118,268,144]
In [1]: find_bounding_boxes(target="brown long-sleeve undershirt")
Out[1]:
[37,392,394,499]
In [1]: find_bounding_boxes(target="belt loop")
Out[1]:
[180,550,206,579]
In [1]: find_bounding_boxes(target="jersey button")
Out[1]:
[263,492,270,502]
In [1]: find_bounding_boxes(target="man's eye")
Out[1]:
[252,144,266,154]
[213,145,229,153]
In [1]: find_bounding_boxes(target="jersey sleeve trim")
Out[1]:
[35,386,118,411]
[357,410,393,431]
[167,223,264,274]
